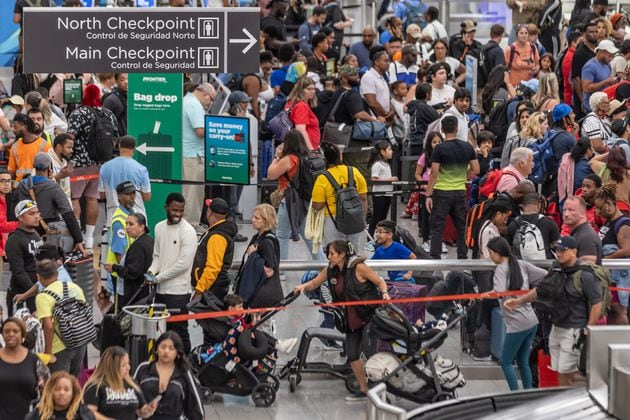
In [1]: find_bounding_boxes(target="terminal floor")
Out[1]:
[0,214,511,419]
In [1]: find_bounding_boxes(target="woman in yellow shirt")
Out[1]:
[311,142,368,252]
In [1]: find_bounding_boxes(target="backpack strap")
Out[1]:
[43,288,62,302]
[612,216,630,237]
[327,91,347,123]
[322,167,351,228]
[508,45,516,69]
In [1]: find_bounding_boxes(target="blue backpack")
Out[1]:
[529,130,561,184]
[262,92,287,137]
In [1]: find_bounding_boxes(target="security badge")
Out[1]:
[330,278,337,286]
[117,229,126,239]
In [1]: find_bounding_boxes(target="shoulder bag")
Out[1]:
[322,91,353,148]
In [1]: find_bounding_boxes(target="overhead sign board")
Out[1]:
[22,8,259,73]
[205,115,250,185]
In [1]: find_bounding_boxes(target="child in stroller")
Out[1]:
[365,304,467,403]
[189,292,298,407]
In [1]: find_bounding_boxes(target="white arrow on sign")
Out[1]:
[229,28,257,54]
[137,143,175,156]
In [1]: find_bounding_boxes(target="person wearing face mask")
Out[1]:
[134,331,204,420]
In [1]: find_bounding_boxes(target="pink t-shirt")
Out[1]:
[417,153,430,195]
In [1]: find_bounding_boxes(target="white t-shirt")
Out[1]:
[611,55,627,76]
[421,20,448,43]
[428,83,455,106]
[371,160,393,192]
[360,68,391,113]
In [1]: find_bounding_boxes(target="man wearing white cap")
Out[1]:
[5,200,43,316]
[582,39,619,113]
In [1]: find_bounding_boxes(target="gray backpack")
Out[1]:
[322,166,365,235]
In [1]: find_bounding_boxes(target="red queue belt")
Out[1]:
[69,174,99,182]
[167,287,630,323]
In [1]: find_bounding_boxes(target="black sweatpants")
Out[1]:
[429,190,467,259]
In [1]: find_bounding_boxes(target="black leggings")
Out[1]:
[368,196,392,238]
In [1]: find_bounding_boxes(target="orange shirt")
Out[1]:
[505,42,539,86]
[8,137,51,181]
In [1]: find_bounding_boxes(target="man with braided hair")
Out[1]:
[594,183,630,325]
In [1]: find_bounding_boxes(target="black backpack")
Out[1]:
[486,101,511,150]
[533,264,571,324]
[86,107,116,163]
[289,152,326,202]
[322,166,365,235]
[537,0,563,33]
[477,43,500,89]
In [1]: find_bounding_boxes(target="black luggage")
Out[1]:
[127,334,148,372]
[64,251,95,310]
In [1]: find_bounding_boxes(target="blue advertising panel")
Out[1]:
[205,115,250,185]
[0,1,20,67]
[136,0,156,6]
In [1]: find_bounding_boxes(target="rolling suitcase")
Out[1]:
[127,334,148,372]
[386,281,427,324]
[490,306,506,362]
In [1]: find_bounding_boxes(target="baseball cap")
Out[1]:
[5,95,25,106]
[406,24,422,39]
[33,152,52,170]
[338,64,358,77]
[553,236,578,251]
[228,91,252,106]
[461,20,477,33]
[609,99,628,118]
[205,198,229,215]
[15,200,38,218]
[520,79,539,93]
[595,39,619,55]
[116,181,136,195]
[552,103,573,122]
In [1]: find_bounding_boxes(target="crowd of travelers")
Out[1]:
[0,0,630,415]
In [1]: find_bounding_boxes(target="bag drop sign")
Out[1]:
[22,8,259,73]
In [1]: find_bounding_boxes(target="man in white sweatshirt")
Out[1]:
[147,192,197,353]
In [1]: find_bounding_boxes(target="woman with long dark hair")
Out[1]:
[134,331,204,420]
[294,240,390,401]
[267,129,324,260]
[557,137,594,205]
[590,147,630,214]
[428,39,465,85]
[104,213,153,306]
[481,65,516,114]
[487,236,546,390]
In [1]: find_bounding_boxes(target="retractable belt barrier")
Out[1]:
[167,286,630,323]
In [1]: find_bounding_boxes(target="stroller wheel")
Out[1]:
[288,372,301,393]
[267,374,280,392]
[251,383,276,407]
[344,374,360,394]
[201,387,213,404]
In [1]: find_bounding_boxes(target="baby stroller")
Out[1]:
[278,271,359,393]
[365,303,469,404]
[189,291,298,407]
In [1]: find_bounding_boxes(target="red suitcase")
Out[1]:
[537,349,559,388]
[442,215,457,246]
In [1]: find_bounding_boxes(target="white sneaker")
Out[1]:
[276,337,298,355]
[422,242,430,252]
[442,244,448,254]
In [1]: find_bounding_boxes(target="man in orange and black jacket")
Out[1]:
[190,198,236,304]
